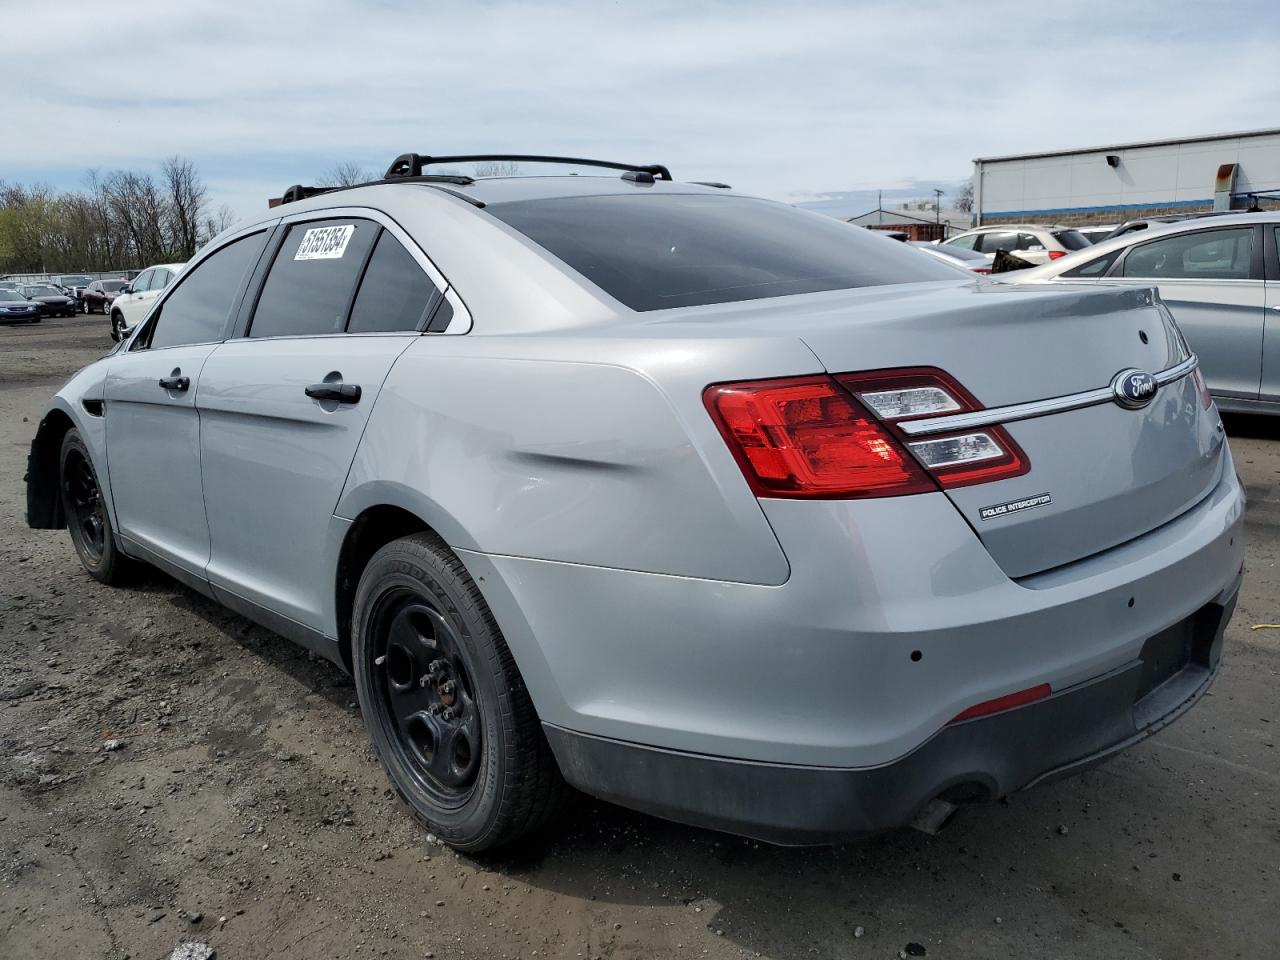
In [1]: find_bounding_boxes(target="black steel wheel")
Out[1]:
[352,532,568,851]
[59,429,133,584]
[109,311,123,342]
[370,590,484,803]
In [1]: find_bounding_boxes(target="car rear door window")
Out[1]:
[1016,233,1045,251]
[981,232,1019,253]
[1121,228,1254,280]
[138,232,268,351]
[346,231,442,334]
[249,219,378,338]
[153,269,174,290]
[486,194,953,311]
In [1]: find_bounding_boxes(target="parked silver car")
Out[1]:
[1013,212,1280,414]
[26,154,1244,851]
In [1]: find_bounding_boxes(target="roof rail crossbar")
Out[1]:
[277,173,476,206]
[281,184,341,204]
[384,153,673,181]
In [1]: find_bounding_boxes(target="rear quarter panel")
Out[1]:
[336,332,818,586]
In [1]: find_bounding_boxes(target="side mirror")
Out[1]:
[119,285,131,294]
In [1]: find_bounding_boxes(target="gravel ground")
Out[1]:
[1,315,1277,960]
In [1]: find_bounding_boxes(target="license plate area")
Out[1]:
[1134,602,1222,705]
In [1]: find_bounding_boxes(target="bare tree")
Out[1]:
[162,156,208,260]
[472,160,521,177]
[954,177,974,214]
[318,161,374,187]
[201,203,238,243]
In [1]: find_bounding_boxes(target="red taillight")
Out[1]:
[703,377,936,499]
[1048,250,1067,260]
[1192,367,1213,410]
[706,368,1030,498]
[972,267,992,275]
[949,683,1051,724]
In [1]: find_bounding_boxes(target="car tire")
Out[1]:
[109,311,123,342]
[59,429,135,585]
[352,531,568,852]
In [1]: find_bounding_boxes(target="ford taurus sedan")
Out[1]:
[1013,211,1280,414]
[25,154,1244,851]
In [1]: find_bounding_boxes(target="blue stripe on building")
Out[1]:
[983,198,1212,219]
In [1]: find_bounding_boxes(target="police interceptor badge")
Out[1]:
[294,225,355,261]
[980,492,1052,521]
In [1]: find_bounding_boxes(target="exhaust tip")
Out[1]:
[910,798,959,836]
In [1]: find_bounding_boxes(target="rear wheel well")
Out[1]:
[26,409,75,529]
[335,506,430,671]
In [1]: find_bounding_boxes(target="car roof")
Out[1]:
[962,223,1073,233]
[1019,209,1279,278]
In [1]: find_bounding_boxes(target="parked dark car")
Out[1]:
[0,288,41,323]
[19,284,78,318]
[80,279,128,315]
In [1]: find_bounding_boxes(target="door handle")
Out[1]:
[158,373,190,392]
[305,382,362,404]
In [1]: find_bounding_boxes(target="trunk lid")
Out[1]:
[662,281,1226,578]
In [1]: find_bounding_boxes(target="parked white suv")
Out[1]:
[941,224,1090,266]
[109,263,185,340]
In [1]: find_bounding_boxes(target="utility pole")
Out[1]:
[933,188,943,224]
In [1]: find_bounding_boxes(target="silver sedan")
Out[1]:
[25,156,1244,850]
[1012,211,1280,414]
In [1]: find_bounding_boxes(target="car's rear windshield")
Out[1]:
[1052,229,1091,251]
[486,193,955,311]
[102,280,126,291]
[25,286,59,296]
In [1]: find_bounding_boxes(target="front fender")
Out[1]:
[26,360,113,530]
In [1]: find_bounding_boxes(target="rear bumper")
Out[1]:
[545,577,1237,844]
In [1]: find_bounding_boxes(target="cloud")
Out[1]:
[3,0,1277,220]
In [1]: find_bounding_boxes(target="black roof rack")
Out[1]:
[277,173,476,206]
[384,153,673,182]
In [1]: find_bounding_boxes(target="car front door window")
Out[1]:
[136,233,268,351]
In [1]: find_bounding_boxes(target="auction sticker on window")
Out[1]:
[294,225,355,260]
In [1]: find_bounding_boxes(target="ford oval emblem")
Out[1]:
[1112,369,1158,409]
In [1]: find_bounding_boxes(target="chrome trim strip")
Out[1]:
[1152,354,1199,386]
[898,355,1199,437]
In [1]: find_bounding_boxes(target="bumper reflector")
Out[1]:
[949,683,1051,724]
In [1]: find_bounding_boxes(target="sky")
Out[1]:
[4,0,1278,221]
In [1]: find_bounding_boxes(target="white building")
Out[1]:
[973,128,1280,227]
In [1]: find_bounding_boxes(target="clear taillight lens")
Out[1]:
[837,368,1029,490]
[705,367,1030,498]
